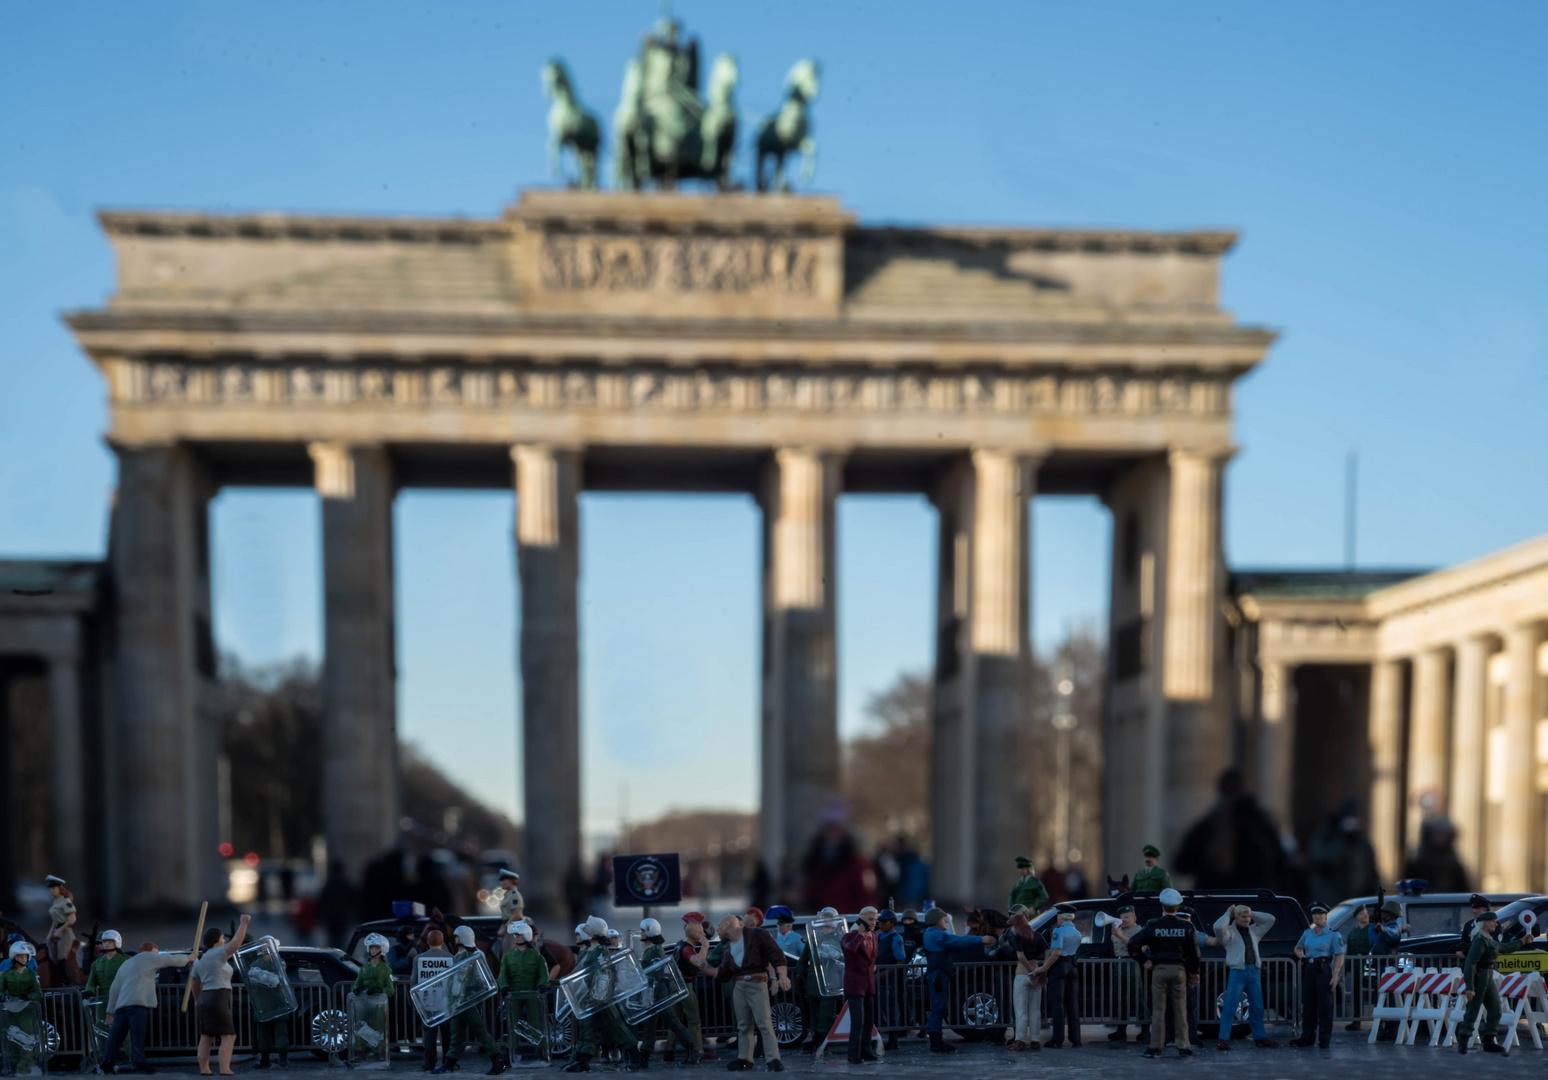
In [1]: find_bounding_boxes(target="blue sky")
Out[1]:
[3,2,1545,835]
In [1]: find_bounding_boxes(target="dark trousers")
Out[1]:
[255,1016,291,1055]
[103,1005,150,1066]
[925,970,950,1035]
[844,994,877,1063]
[448,1007,501,1063]
[1048,960,1080,1046]
[1301,961,1334,1045]
[423,1020,452,1068]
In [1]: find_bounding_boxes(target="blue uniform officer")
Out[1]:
[1290,903,1346,1048]
[922,908,996,1053]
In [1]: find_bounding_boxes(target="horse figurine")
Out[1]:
[755,59,820,192]
[542,59,601,190]
[1106,874,1131,898]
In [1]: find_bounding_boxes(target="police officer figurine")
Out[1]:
[45,875,77,964]
[1458,894,1491,954]
[1009,857,1050,914]
[1122,889,1200,1059]
[1456,911,1534,1055]
[1290,903,1345,1048]
[1131,847,1171,893]
[1,941,44,1073]
[1033,908,1083,1048]
[564,917,641,1074]
[634,918,700,1067]
[921,908,997,1053]
[498,920,549,1064]
[441,925,509,1075]
[873,910,907,1050]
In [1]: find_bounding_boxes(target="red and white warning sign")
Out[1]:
[815,1003,884,1058]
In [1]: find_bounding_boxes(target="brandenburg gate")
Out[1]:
[66,191,1272,912]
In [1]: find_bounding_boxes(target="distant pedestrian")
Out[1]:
[1404,816,1471,893]
[1175,768,1285,891]
[316,860,358,950]
[1131,847,1171,893]
[1308,800,1380,903]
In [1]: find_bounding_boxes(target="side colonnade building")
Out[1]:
[1233,535,1548,892]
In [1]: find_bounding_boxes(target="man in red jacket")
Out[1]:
[841,907,881,1064]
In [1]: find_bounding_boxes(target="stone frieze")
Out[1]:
[109,359,1230,417]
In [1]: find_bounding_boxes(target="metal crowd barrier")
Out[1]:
[32,956,1327,1064]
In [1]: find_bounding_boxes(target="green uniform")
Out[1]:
[85,951,127,999]
[498,945,548,1057]
[1131,865,1172,893]
[573,944,638,1059]
[249,952,293,1059]
[350,959,394,1061]
[1344,923,1372,955]
[446,949,502,1064]
[637,944,695,1054]
[0,965,45,1073]
[1009,873,1051,914]
[1456,932,1529,1042]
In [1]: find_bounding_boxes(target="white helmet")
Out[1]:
[509,921,533,942]
[9,942,34,961]
[584,916,609,939]
[363,933,390,953]
[639,918,662,938]
[818,907,839,917]
[574,924,588,939]
[454,925,477,949]
[100,930,123,950]
[262,935,281,949]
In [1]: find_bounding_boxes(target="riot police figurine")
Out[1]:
[498,920,549,1064]
[0,941,45,1074]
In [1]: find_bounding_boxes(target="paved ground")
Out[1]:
[99,1030,1537,1079]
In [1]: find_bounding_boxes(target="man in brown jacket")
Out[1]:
[695,915,792,1071]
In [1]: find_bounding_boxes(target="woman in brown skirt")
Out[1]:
[193,914,251,1076]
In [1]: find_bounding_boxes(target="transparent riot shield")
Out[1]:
[559,948,647,1020]
[346,989,391,1068]
[620,953,690,1027]
[410,955,497,1029]
[805,915,848,997]
[626,931,646,963]
[503,990,548,1063]
[236,940,297,1024]
[80,997,110,1073]
[0,998,46,1077]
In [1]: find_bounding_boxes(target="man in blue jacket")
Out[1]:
[922,909,996,1053]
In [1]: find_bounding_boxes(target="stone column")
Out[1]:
[1450,636,1491,874]
[760,448,840,876]
[1498,624,1543,891]
[930,452,1035,904]
[47,655,87,892]
[109,444,221,910]
[313,443,399,885]
[1407,647,1452,849]
[1368,658,1405,883]
[967,449,1034,903]
[1256,659,1295,832]
[1162,448,1230,840]
[513,444,582,912]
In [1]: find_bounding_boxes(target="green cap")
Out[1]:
[924,908,948,926]
[1478,911,1499,922]
[1116,904,1135,914]
[1142,845,1160,857]
[1014,855,1034,868]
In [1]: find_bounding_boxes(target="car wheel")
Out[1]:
[310,1007,349,1059]
[950,993,1000,1042]
[770,1001,805,1049]
[548,1013,577,1057]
